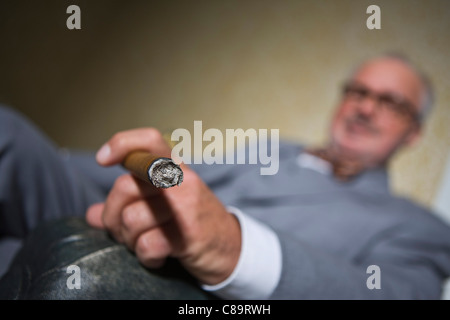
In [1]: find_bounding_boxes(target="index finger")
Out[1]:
[96,128,173,167]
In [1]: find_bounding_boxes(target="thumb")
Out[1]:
[86,202,106,229]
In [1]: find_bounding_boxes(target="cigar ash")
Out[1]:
[149,158,183,188]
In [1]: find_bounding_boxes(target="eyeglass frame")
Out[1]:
[341,81,422,125]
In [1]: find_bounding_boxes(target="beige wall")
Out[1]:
[1,0,449,207]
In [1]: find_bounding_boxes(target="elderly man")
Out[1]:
[0,53,449,299]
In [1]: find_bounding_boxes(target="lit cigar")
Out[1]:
[122,151,183,188]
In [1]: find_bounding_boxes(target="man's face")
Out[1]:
[330,58,425,167]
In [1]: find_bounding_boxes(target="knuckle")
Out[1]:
[135,234,151,255]
[102,216,120,240]
[113,174,136,194]
[121,205,138,230]
[143,128,163,145]
[135,231,170,260]
[109,132,128,150]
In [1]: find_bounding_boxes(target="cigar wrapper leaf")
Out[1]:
[122,151,183,188]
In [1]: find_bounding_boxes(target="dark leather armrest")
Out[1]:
[0,217,215,300]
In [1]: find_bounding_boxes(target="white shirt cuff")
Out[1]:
[201,206,282,299]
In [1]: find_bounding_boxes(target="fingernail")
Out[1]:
[96,143,111,164]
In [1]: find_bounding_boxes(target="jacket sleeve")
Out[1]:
[269,217,450,299]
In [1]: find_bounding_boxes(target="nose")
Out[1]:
[355,94,379,117]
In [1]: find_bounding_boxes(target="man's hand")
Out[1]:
[85,128,241,285]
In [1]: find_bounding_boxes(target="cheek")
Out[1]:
[330,103,355,137]
[376,122,410,149]
[334,103,353,119]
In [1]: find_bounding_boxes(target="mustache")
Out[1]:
[346,113,379,134]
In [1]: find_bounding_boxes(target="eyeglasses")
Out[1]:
[342,82,421,124]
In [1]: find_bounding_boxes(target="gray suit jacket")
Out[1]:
[191,142,450,299]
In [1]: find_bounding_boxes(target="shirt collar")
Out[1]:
[296,151,391,195]
[296,152,332,175]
